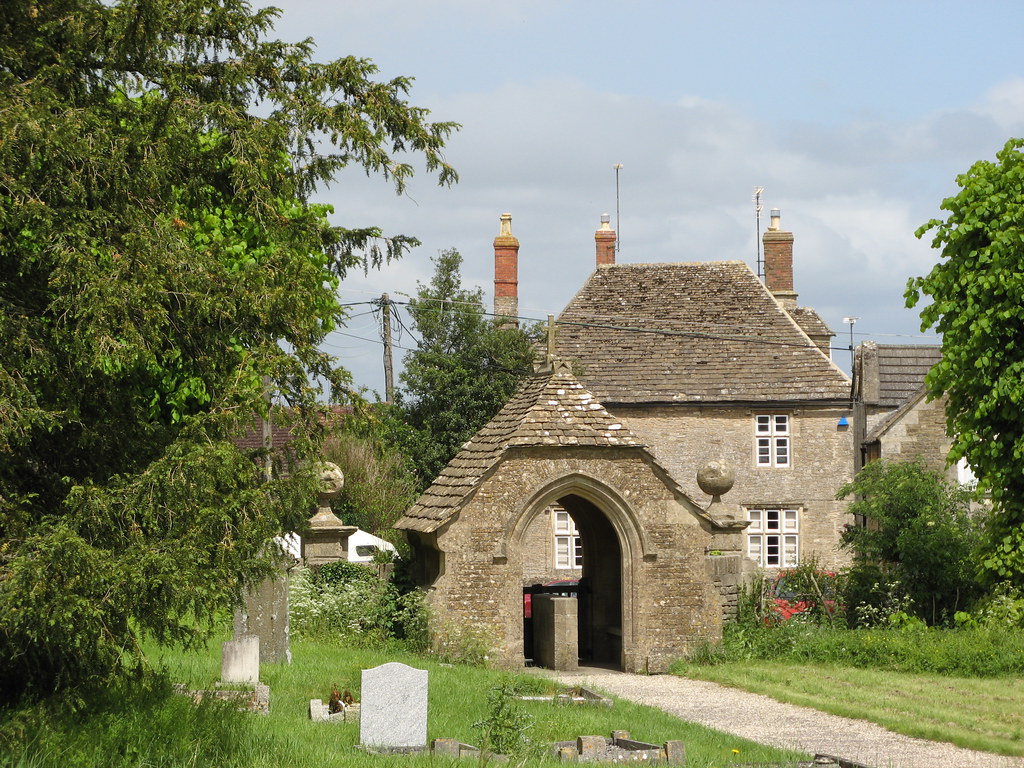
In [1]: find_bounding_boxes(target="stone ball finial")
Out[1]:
[697,460,735,498]
[316,461,345,501]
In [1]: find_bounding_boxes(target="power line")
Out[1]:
[357,294,936,355]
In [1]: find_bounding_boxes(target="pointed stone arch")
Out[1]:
[502,471,653,670]
[502,471,654,564]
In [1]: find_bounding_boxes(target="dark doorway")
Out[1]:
[559,494,622,666]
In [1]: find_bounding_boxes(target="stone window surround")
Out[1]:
[755,413,791,468]
[746,507,799,568]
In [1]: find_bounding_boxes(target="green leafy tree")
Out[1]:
[907,138,1024,586]
[0,0,455,700]
[837,460,984,625]
[398,249,537,486]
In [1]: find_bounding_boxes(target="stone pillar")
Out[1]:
[532,594,578,671]
[301,462,357,566]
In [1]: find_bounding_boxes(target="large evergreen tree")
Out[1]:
[0,0,455,699]
[399,249,537,486]
[907,138,1024,587]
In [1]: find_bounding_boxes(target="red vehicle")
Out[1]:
[767,569,839,623]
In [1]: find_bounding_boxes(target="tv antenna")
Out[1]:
[753,186,764,279]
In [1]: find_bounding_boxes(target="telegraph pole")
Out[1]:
[381,293,394,403]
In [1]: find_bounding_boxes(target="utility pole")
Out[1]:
[381,293,394,403]
[261,374,272,482]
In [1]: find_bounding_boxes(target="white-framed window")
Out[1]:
[756,414,790,467]
[553,509,583,569]
[956,457,978,490]
[746,508,799,568]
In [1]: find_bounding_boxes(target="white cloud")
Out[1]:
[312,58,1020,392]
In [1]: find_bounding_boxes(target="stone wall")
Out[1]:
[610,404,855,570]
[874,395,955,482]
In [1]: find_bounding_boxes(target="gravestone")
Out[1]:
[233,545,292,664]
[221,635,260,685]
[359,662,428,750]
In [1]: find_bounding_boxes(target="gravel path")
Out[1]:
[535,666,1024,768]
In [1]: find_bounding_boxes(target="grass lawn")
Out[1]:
[2,635,808,767]
[674,661,1024,757]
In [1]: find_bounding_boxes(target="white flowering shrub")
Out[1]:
[289,565,427,650]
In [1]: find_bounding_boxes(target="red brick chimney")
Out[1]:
[595,213,616,266]
[762,208,798,309]
[493,213,519,325]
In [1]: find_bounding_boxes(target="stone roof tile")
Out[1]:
[554,262,850,403]
[395,366,643,533]
[875,344,942,406]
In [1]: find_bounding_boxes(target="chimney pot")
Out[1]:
[595,214,616,266]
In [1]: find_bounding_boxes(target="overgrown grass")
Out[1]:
[1,634,807,767]
[693,622,1024,677]
[673,661,1024,757]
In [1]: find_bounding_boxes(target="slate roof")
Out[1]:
[395,365,644,533]
[553,261,850,404]
[872,344,942,407]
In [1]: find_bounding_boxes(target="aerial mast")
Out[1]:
[753,186,765,279]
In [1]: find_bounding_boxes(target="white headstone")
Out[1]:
[221,635,260,685]
[359,662,428,749]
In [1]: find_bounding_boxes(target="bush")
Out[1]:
[956,582,1024,630]
[841,565,916,628]
[734,559,843,627]
[837,460,984,625]
[288,566,427,650]
[429,619,493,666]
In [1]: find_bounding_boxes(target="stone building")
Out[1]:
[852,342,975,489]
[396,210,856,672]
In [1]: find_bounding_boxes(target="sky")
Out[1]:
[266,0,1024,397]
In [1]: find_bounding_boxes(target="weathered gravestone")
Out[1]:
[221,635,260,685]
[233,547,292,664]
[359,662,428,751]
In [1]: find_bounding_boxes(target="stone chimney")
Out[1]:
[493,213,519,325]
[595,213,616,266]
[763,208,798,309]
